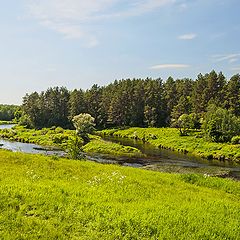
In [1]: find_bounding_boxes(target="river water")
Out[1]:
[0,124,65,156]
[0,124,240,179]
[0,124,16,129]
[101,136,240,179]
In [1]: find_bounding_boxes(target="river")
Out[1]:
[0,124,240,179]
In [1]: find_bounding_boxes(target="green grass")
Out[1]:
[83,137,142,157]
[0,120,13,125]
[100,127,240,162]
[0,126,74,148]
[0,149,240,239]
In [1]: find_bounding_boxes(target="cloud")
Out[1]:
[25,0,173,46]
[231,67,240,71]
[212,53,240,63]
[178,33,197,40]
[150,64,190,69]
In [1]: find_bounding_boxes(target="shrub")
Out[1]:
[203,105,240,142]
[231,136,240,144]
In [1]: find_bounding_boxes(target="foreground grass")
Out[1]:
[100,128,240,162]
[0,150,240,239]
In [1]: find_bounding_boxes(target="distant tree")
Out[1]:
[171,96,192,121]
[85,84,103,127]
[144,78,166,127]
[163,77,177,123]
[224,74,240,116]
[0,104,20,121]
[68,89,86,121]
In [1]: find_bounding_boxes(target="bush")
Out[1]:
[203,105,240,142]
[231,136,240,144]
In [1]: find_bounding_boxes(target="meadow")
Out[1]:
[0,149,240,239]
[100,128,240,162]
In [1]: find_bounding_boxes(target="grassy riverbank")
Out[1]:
[0,149,239,239]
[100,128,240,162]
[0,120,13,125]
[0,126,142,157]
[83,137,142,157]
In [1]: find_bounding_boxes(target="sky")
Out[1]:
[0,0,240,104]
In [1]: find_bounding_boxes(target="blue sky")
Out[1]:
[0,0,239,104]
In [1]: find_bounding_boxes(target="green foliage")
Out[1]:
[22,87,70,128]
[72,113,95,135]
[18,114,33,128]
[0,104,19,121]
[72,113,95,144]
[231,136,240,144]
[0,126,73,149]
[177,114,194,136]
[0,150,239,239]
[203,105,240,142]
[67,135,85,160]
[224,74,240,116]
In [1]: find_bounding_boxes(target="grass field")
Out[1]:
[100,128,240,162]
[0,149,239,239]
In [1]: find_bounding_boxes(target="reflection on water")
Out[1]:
[0,139,65,156]
[102,136,240,179]
[0,138,65,156]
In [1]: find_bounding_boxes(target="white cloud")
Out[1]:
[231,67,240,71]
[178,3,188,11]
[212,53,240,63]
[178,33,197,40]
[26,0,173,46]
[229,58,238,63]
[150,64,190,69]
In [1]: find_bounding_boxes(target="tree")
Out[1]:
[72,113,95,144]
[68,89,86,121]
[203,105,240,142]
[224,74,240,116]
[177,114,194,136]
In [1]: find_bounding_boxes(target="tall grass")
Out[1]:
[0,149,239,239]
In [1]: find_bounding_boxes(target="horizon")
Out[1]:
[0,0,239,104]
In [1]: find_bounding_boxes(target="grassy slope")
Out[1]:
[0,150,240,239]
[100,128,240,162]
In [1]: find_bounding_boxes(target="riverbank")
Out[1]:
[82,136,143,157]
[100,128,240,163]
[0,126,142,157]
[0,120,13,125]
[0,149,239,239]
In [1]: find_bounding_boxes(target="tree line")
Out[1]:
[19,70,240,135]
[0,104,19,121]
